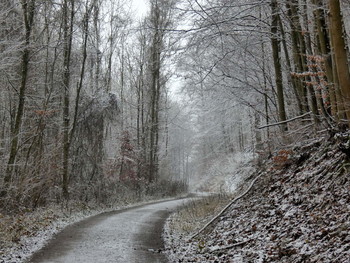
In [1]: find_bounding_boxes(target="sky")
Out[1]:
[132,0,149,18]
[131,0,184,102]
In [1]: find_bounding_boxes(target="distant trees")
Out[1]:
[170,0,350,182]
[179,0,350,139]
[3,0,350,211]
[0,0,186,212]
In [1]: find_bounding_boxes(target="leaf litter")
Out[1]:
[164,132,350,262]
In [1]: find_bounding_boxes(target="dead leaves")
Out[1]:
[165,135,350,262]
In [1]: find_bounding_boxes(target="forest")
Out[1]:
[1,0,350,260]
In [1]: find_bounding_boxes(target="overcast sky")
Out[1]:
[132,0,149,18]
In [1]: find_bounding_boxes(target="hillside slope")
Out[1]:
[164,132,350,262]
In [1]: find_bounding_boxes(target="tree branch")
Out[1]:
[258,112,312,129]
[209,239,252,252]
[189,172,264,241]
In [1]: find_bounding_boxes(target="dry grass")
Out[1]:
[0,207,59,252]
[168,194,233,237]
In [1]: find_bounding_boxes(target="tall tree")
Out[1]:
[61,0,75,199]
[313,0,337,118]
[271,0,287,131]
[147,0,172,182]
[328,0,350,121]
[5,0,36,186]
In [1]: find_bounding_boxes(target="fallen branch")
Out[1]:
[188,172,264,241]
[209,239,252,252]
[258,112,311,129]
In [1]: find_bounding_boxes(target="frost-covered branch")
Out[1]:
[258,112,312,129]
[189,172,265,241]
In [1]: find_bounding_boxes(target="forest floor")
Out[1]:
[164,131,350,262]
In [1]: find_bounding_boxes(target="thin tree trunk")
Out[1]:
[71,3,91,143]
[93,0,100,93]
[62,0,74,199]
[278,15,303,115]
[148,1,163,182]
[332,53,347,120]
[5,0,35,186]
[286,1,308,113]
[313,0,337,118]
[271,0,287,131]
[288,0,321,124]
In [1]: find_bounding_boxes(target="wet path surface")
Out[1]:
[29,199,188,263]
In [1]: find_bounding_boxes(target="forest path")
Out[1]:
[28,198,190,263]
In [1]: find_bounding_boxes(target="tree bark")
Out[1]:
[286,0,308,114]
[328,0,350,121]
[62,0,74,199]
[271,0,287,131]
[287,0,321,124]
[313,0,337,118]
[5,0,35,186]
[278,15,303,115]
[148,1,166,182]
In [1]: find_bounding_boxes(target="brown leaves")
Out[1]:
[166,135,350,262]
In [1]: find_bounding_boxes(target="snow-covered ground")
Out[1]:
[164,136,350,262]
[0,205,119,263]
[0,196,184,263]
[0,206,100,263]
[29,199,189,263]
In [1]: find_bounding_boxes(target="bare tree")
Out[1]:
[5,0,36,189]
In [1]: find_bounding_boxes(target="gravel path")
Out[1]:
[28,199,188,263]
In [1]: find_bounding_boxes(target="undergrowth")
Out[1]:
[164,132,350,262]
[166,194,232,238]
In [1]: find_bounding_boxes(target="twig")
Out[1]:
[209,239,252,252]
[258,112,311,129]
[188,172,264,241]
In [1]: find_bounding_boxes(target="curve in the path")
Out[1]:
[29,199,188,263]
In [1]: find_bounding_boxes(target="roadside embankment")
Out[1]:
[164,132,350,262]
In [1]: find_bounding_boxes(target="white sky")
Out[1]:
[131,0,184,102]
[132,0,149,18]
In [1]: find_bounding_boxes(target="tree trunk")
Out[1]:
[93,0,101,93]
[332,53,347,120]
[287,0,321,124]
[70,3,91,144]
[5,0,35,186]
[278,15,303,115]
[148,1,165,182]
[271,0,287,131]
[62,0,74,199]
[329,0,350,121]
[286,1,308,114]
[313,0,337,118]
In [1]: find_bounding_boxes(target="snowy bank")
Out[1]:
[164,133,350,262]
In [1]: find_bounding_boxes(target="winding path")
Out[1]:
[29,199,188,263]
